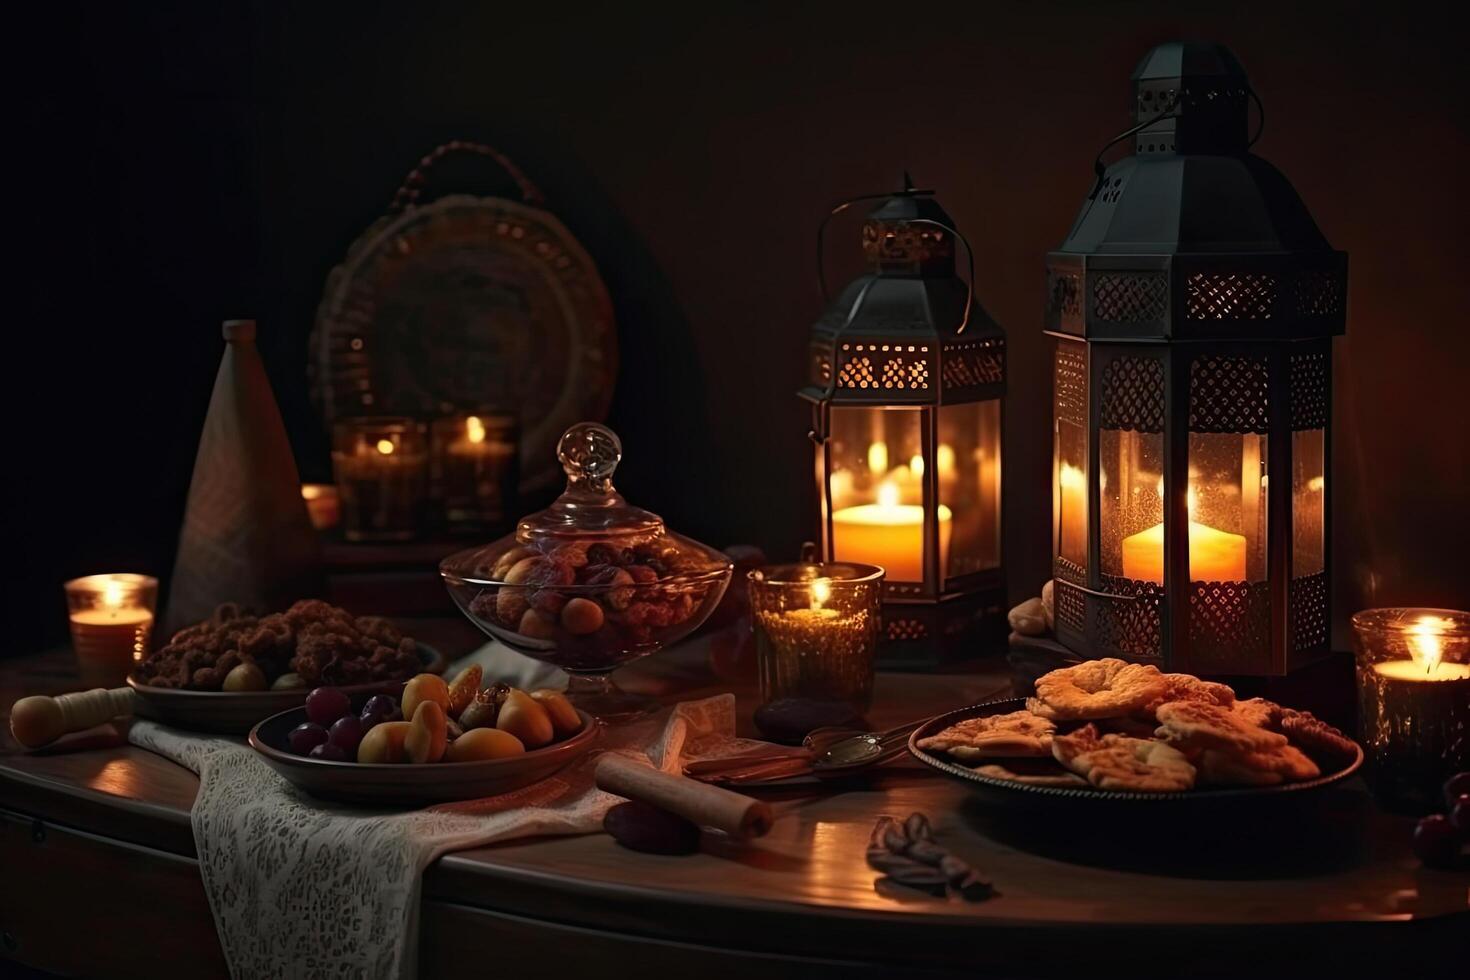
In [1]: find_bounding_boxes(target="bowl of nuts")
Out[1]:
[440,423,733,721]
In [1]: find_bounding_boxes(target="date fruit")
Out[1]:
[405,701,448,764]
[603,801,700,855]
[445,727,526,762]
[357,721,412,764]
[496,688,554,748]
[530,689,582,738]
[560,597,604,635]
[446,664,483,716]
[401,673,450,721]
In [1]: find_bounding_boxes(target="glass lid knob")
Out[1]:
[558,422,622,493]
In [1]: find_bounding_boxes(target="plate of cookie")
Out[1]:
[908,659,1362,803]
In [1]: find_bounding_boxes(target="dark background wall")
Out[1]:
[9,1,1467,654]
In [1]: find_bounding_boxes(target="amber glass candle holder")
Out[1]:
[331,417,428,542]
[748,562,883,741]
[1352,607,1470,813]
[65,574,158,688]
[430,412,519,533]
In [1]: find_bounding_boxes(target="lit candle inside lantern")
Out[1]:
[1121,481,1246,583]
[1057,462,1087,560]
[64,574,157,688]
[831,482,951,582]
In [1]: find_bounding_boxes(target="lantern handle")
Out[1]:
[902,217,975,335]
[1087,87,1264,200]
[389,140,545,213]
[816,190,912,303]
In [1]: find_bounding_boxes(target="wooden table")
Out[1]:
[1,626,1465,979]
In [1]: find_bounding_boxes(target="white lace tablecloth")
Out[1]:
[127,643,759,980]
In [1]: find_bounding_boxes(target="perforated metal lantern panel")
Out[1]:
[1045,41,1344,675]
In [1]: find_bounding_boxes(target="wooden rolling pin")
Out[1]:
[595,753,773,839]
[9,688,136,749]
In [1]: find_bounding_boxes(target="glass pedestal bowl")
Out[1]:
[440,423,733,721]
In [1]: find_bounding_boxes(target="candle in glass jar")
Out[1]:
[432,413,518,530]
[65,574,158,688]
[332,419,427,541]
[1353,608,1470,811]
[300,483,340,531]
[831,483,951,582]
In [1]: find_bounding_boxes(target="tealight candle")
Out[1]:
[300,483,341,531]
[64,574,158,688]
[1352,607,1470,812]
[748,563,883,741]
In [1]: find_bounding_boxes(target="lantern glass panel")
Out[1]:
[826,406,946,583]
[1182,432,1268,583]
[1054,420,1087,570]
[1292,428,1326,577]
[938,400,1000,581]
[1102,429,1164,580]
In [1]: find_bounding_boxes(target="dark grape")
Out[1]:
[287,722,329,756]
[1412,814,1460,868]
[328,715,365,754]
[306,687,351,726]
[361,694,400,727]
[1449,796,1470,839]
[1442,771,1470,808]
[309,742,348,762]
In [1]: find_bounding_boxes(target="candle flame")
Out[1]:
[101,578,126,608]
[877,482,900,509]
[376,438,396,455]
[867,442,889,476]
[909,454,925,478]
[1307,475,1325,492]
[1059,463,1085,490]
[1407,615,1451,673]
[936,443,956,475]
[1153,475,1199,517]
[811,577,832,610]
[466,416,486,444]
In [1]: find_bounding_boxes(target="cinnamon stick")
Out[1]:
[595,753,773,839]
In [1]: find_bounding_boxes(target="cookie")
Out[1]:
[1155,700,1288,754]
[974,763,1088,788]
[916,710,1056,757]
[1025,696,1060,721]
[1094,714,1160,738]
[1199,744,1320,787]
[1142,673,1236,714]
[1279,709,1357,761]
[1049,723,1103,769]
[1230,697,1282,730]
[1032,658,1169,721]
[1064,736,1197,792]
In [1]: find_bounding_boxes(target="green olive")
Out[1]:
[270,671,306,691]
[222,662,268,692]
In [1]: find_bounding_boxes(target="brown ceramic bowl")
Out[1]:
[127,643,448,735]
[249,699,598,805]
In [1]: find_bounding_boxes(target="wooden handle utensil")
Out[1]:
[9,688,136,749]
[595,753,774,839]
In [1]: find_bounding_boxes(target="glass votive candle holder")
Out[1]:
[1351,607,1470,812]
[64,573,158,688]
[331,417,428,542]
[430,412,519,533]
[300,483,341,532]
[748,562,884,742]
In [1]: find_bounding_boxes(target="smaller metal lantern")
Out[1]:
[1045,42,1346,675]
[801,179,1006,665]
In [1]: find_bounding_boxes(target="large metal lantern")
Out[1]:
[802,180,1007,665]
[1046,42,1346,675]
